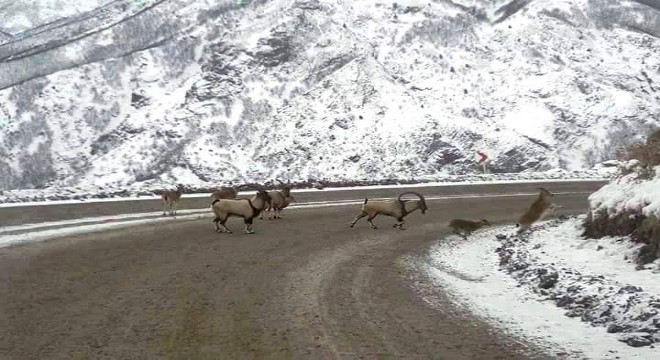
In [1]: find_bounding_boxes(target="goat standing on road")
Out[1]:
[162,184,185,216]
[211,186,272,234]
[516,187,559,234]
[349,192,428,230]
[261,180,296,220]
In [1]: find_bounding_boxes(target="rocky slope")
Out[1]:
[0,0,659,190]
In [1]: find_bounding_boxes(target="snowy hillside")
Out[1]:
[0,0,659,190]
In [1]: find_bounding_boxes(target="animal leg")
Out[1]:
[452,228,461,237]
[213,217,222,233]
[550,204,562,217]
[162,201,168,216]
[367,215,378,230]
[269,207,279,220]
[396,218,406,230]
[350,213,367,227]
[516,224,529,236]
[220,219,232,234]
[244,218,254,234]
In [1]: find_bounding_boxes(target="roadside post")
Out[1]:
[476,151,489,174]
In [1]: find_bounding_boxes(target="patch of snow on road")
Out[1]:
[0,212,208,248]
[412,218,660,358]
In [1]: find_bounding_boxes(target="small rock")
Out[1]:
[607,324,626,333]
[636,310,658,322]
[565,308,585,318]
[556,295,573,307]
[495,234,508,240]
[618,285,643,294]
[538,270,559,289]
[596,245,604,251]
[621,334,653,347]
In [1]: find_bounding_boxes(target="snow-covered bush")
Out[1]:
[585,160,660,263]
[616,130,660,179]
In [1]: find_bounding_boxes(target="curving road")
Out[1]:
[0,181,605,359]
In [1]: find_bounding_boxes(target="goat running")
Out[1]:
[350,191,427,230]
[448,218,490,239]
[516,187,558,234]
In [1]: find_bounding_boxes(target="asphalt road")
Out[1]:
[0,181,605,359]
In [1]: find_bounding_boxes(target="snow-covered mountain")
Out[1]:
[1,0,659,190]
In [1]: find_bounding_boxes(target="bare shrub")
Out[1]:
[615,129,660,178]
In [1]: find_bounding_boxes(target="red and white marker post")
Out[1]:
[476,150,489,174]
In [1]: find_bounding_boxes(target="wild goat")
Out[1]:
[211,185,271,234]
[516,187,558,234]
[349,191,427,230]
[210,186,239,201]
[161,184,184,216]
[449,218,490,239]
[261,180,296,220]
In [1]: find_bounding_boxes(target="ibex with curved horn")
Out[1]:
[261,179,296,220]
[211,184,272,234]
[349,191,428,230]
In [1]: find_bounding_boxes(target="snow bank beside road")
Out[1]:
[411,218,660,359]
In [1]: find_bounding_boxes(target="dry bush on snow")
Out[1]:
[616,129,660,178]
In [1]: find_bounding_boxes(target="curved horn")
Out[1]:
[397,191,427,209]
[398,191,426,203]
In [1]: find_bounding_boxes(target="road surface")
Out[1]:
[0,181,605,359]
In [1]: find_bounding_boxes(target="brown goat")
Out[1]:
[350,191,427,230]
[211,186,239,201]
[261,180,294,220]
[516,187,557,234]
[449,219,490,239]
[162,184,185,216]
